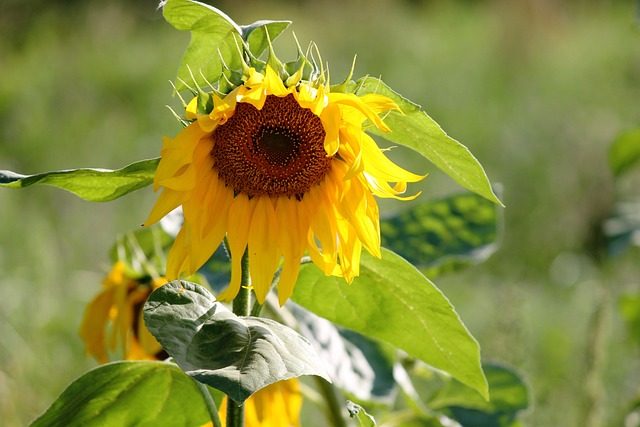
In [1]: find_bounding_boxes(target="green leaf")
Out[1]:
[143,281,330,403]
[347,401,377,426]
[429,363,528,416]
[241,20,292,59]
[292,248,488,400]
[608,128,640,177]
[349,77,502,206]
[162,0,242,91]
[30,361,211,427]
[381,192,500,278]
[290,304,397,403]
[0,158,158,202]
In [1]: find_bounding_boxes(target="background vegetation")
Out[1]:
[1,0,639,425]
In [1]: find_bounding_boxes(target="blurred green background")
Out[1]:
[1,0,640,425]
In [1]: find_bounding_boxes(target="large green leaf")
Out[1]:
[292,248,488,400]
[30,361,211,427]
[608,128,640,177]
[381,192,500,278]
[0,158,158,202]
[143,281,330,403]
[349,77,502,206]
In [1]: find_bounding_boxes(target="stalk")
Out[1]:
[226,248,251,427]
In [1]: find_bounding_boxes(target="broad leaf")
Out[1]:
[290,304,397,403]
[0,158,158,202]
[162,0,242,91]
[30,361,211,427]
[608,128,640,177]
[349,77,502,206]
[347,401,377,426]
[143,281,330,403]
[292,248,488,400]
[381,192,500,278]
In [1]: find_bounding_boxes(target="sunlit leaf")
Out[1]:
[143,281,330,403]
[349,77,502,206]
[347,401,377,426]
[608,128,640,177]
[292,248,488,400]
[30,361,211,427]
[162,0,242,91]
[0,158,158,202]
[290,304,397,403]
[381,192,500,278]
[428,363,529,427]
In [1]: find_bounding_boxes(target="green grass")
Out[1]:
[1,1,639,426]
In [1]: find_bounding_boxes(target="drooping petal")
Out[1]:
[218,194,256,301]
[248,197,281,304]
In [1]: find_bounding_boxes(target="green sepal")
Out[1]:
[109,226,173,274]
[381,192,500,278]
[143,281,331,403]
[349,77,503,206]
[0,158,158,202]
[292,248,488,400]
[30,361,212,427]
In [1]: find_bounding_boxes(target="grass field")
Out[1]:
[1,0,640,425]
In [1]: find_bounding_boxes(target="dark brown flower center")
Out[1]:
[210,93,332,199]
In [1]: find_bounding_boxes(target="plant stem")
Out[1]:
[195,381,223,427]
[314,376,348,427]
[226,248,251,427]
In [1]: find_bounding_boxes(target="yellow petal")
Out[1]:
[262,64,290,97]
[143,188,187,227]
[248,196,281,304]
[218,194,256,301]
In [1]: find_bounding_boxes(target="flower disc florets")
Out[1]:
[211,93,331,200]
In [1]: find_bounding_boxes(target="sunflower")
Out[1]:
[144,64,423,305]
[79,261,166,363]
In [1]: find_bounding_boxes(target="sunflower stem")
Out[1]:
[195,381,223,427]
[314,376,348,427]
[227,248,250,427]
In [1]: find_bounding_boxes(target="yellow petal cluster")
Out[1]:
[145,65,423,305]
[79,261,165,363]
